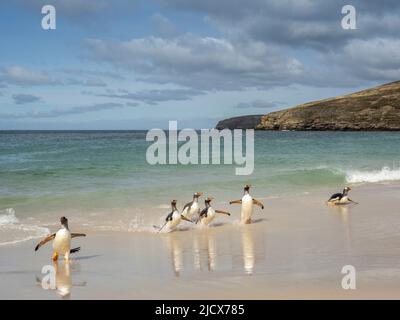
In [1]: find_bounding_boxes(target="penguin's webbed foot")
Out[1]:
[52,252,59,261]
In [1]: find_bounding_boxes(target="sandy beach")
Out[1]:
[1,183,400,299]
[1,0,400,304]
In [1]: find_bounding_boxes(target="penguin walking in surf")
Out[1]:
[197,197,231,226]
[229,185,264,224]
[158,200,192,233]
[34,217,86,261]
[182,192,203,221]
[327,186,358,205]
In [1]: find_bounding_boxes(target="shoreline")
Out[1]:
[2,181,399,244]
[1,182,400,299]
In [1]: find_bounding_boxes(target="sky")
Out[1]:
[0,0,399,129]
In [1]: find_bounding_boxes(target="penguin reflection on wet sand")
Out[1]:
[229,185,264,224]
[34,217,86,261]
[159,200,192,233]
[326,186,358,205]
[197,197,231,226]
[36,261,87,299]
[182,192,203,221]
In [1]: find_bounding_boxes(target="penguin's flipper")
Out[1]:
[71,233,86,238]
[215,209,231,216]
[252,198,264,209]
[348,198,359,204]
[166,211,174,222]
[199,207,208,218]
[182,201,193,214]
[70,247,81,254]
[229,199,242,205]
[34,233,56,251]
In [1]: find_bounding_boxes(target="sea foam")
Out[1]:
[0,208,50,246]
[346,167,400,183]
[0,208,19,225]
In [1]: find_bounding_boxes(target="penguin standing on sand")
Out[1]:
[197,197,231,226]
[229,185,264,224]
[159,200,192,233]
[327,186,358,205]
[182,192,203,221]
[34,217,86,261]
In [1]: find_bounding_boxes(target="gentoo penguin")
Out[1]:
[327,186,358,205]
[229,185,264,224]
[35,216,86,261]
[182,192,203,221]
[197,197,231,226]
[159,200,192,232]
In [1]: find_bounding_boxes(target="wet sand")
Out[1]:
[1,183,400,299]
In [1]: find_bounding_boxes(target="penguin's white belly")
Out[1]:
[167,218,180,230]
[52,229,71,254]
[200,208,216,226]
[339,196,349,204]
[166,212,181,231]
[241,195,253,223]
[186,203,199,219]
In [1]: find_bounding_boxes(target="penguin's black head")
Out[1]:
[344,186,351,192]
[205,197,214,204]
[194,192,203,198]
[60,216,68,227]
[171,199,177,206]
[244,185,251,192]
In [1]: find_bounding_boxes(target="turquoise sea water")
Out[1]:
[1,130,400,244]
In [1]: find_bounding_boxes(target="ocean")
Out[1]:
[1,130,400,245]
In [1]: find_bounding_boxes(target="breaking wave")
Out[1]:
[346,167,400,183]
[0,208,50,246]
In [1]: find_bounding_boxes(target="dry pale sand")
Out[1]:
[1,183,400,299]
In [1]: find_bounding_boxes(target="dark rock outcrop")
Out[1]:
[215,115,263,130]
[217,81,400,131]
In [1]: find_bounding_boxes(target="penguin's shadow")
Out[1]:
[210,222,228,228]
[210,218,268,228]
[164,226,192,233]
[74,254,102,261]
[251,218,268,224]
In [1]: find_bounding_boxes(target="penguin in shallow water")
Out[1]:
[34,217,86,261]
[182,192,203,221]
[197,197,231,226]
[229,185,264,224]
[327,186,358,205]
[159,200,192,232]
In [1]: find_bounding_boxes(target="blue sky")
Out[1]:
[0,0,399,129]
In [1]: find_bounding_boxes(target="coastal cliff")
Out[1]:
[216,81,400,130]
[215,115,263,129]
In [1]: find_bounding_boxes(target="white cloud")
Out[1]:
[97,88,205,104]
[0,65,59,86]
[329,38,400,81]
[86,34,305,90]
[0,102,127,119]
